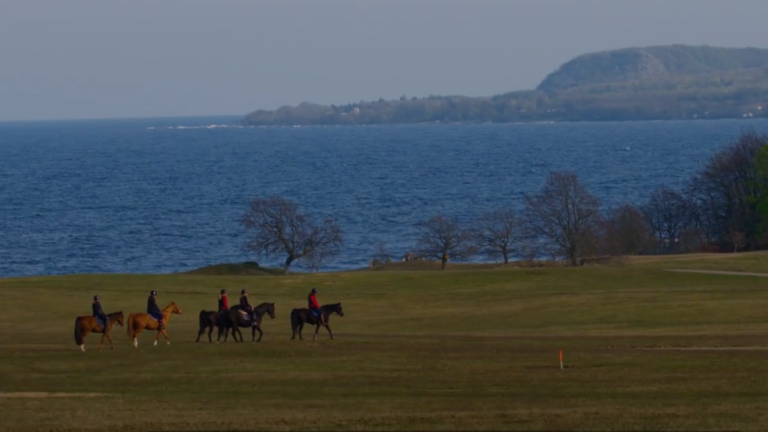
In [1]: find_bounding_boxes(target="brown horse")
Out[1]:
[219,302,276,342]
[73,311,124,352]
[126,302,183,348]
[290,303,344,341]
[196,310,222,343]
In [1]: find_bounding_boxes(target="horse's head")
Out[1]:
[267,302,276,319]
[165,302,183,315]
[115,312,124,327]
[333,303,344,317]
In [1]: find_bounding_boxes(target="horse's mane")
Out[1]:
[108,311,123,316]
[321,303,341,308]
[162,302,177,311]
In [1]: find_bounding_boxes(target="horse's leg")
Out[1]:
[313,324,321,340]
[207,324,213,342]
[81,328,90,352]
[251,326,256,343]
[325,324,334,340]
[131,321,140,348]
[256,326,263,342]
[161,329,170,345]
[105,331,115,350]
[154,324,161,346]
[98,331,105,351]
[299,323,304,341]
[196,326,204,342]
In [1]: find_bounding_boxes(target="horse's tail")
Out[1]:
[74,317,83,345]
[290,309,299,332]
[199,310,208,328]
[126,313,135,340]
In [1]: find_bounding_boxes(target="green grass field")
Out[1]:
[3,253,768,431]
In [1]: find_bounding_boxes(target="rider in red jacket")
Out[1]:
[308,288,326,325]
[218,289,229,311]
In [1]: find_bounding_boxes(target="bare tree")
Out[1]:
[641,186,689,253]
[240,196,343,274]
[414,214,474,270]
[373,241,391,263]
[600,204,654,256]
[473,209,520,264]
[726,228,747,253]
[523,172,601,266]
[296,250,327,273]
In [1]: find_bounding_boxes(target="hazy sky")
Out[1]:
[2,0,768,121]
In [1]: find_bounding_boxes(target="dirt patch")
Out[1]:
[0,392,109,398]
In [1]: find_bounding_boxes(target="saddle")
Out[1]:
[238,310,258,326]
[94,316,107,329]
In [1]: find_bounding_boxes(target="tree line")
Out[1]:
[242,71,768,126]
[240,132,768,273]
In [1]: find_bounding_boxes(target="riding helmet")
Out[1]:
[93,295,99,300]
[311,287,317,293]
[241,289,247,294]
[151,290,157,296]
[221,289,226,294]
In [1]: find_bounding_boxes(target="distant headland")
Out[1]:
[241,45,768,125]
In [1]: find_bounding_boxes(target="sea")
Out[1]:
[2,116,768,278]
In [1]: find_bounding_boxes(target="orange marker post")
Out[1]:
[559,350,563,370]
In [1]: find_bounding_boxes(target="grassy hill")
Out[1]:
[538,45,768,91]
[4,252,768,430]
[242,45,768,125]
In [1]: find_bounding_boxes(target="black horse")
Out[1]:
[217,302,276,342]
[196,310,224,343]
[290,303,344,341]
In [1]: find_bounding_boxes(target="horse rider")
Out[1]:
[308,288,326,326]
[218,289,229,311]
[239,289,257,327]
[147,290,165,330]
[92,295,109,333]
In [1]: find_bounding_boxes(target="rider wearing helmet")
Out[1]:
[147,290,164,330]
[239,289,257,326]
[92,295,109,333]
[308,288,326,326]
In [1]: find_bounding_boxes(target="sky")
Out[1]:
[2,0,768,121]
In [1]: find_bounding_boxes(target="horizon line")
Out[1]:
[0,113,244,124]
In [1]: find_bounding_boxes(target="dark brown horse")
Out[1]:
[290,303,344,341]
[73,311,124,352]
[196,310,227,343]
[217,302,276,342]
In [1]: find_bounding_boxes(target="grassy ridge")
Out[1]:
[243,45,768,125]
[2,254,768,431]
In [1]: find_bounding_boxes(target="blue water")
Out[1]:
[2,117,768,277]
